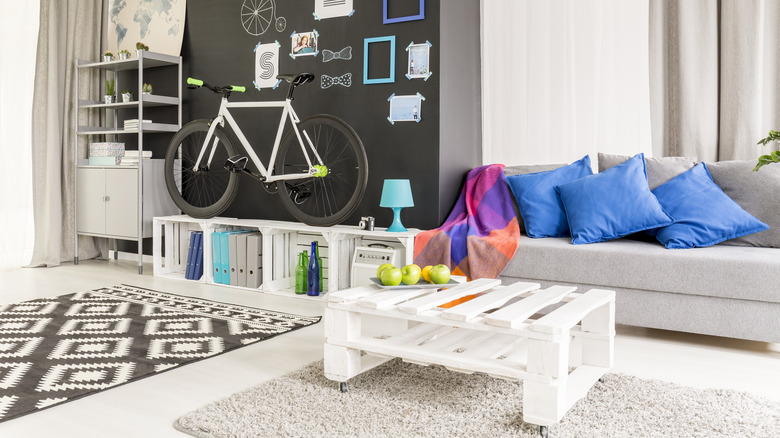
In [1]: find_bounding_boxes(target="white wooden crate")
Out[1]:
[324,279,615,431]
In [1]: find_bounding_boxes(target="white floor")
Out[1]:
[0,259,778,437]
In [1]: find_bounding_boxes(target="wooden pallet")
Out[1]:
[324,279,615,432]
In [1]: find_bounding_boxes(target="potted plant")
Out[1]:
[135,42,150,57]
[118,49,131,60]
[753,130,780,171]
[103,51,114,62]
[104,78,116,104]
[142,83,153,95]
[121,89,133,103]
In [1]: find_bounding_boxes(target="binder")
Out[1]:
[212,231,223,284]
[246,234,263,288]
[236,233,252,287]
[219,231,231,284]
[193,232,204,280]
[229,233,241,285]
[185,231,197,280]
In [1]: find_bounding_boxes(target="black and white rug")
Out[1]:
[0,284,320,423]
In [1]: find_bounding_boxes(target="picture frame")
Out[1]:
[290,30,319,58]
[388,93,425,124]
[406,41,432,80]
[363,36,396,85]
[383,0,425,24]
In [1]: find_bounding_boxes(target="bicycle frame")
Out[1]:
[192,96,323,183]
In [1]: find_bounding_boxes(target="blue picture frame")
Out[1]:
[363,36,396,85]
[383,0,425,24]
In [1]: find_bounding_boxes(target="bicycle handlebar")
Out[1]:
[187,77,245,94]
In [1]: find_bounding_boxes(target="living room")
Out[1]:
[1,0,778,437]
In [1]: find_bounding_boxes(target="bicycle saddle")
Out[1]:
[278,73,315,86]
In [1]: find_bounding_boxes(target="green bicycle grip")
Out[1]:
[231,85,246,93]
[187,78,203,86]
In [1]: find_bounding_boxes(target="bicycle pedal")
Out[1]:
[224,155,248,172]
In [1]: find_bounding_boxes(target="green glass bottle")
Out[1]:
[295,251,307,294]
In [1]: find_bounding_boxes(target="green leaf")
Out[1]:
[753,162,764,172]
[772,151,780,162]
[758,155,774,165]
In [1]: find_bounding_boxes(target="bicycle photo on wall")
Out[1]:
[164,73,368,227]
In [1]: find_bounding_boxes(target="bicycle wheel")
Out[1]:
[241,0,274,36]
[275,115,368,226]
[164,119,239,219]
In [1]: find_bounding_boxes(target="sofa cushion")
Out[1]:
[503,163,568,235]
[648,163,769,249]
[501,235,780,304]
[555,154,674,244]
[505,156,593,238]
[598,153,696,189]
[705,160,780,248]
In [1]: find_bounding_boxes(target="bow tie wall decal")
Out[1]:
[322,46,352,62]
[321,73,352,89]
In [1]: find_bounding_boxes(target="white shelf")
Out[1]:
[153,215,420,298]
[74,51,182,274]
[76,123,180,135]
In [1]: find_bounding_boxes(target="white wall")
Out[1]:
[0,1,40,268]
[481,0,651,166]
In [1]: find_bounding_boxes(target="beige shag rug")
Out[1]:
[174,359,780,438]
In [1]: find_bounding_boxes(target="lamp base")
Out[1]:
[386,207,408,232]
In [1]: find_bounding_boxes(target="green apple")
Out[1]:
[400,264,422,285]
[376,263,395,279]
[429,264,451,284]
[379,266,403,286]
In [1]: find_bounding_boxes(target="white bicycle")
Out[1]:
[164,73,368,226]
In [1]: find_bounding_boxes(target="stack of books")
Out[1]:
[119,150,152,166]
[123,119,151,130]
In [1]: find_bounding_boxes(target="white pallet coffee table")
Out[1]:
[324,278,615,437]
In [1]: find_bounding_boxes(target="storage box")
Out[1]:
[89,142,125,157]
[88,156,120,166]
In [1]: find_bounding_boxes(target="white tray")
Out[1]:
[369,277,459,289]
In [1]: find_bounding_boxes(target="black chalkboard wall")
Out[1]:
[176,0,482,232]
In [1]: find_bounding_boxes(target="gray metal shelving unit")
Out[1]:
[74,50,182,274]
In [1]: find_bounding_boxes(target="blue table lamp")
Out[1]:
[380,179,414,232]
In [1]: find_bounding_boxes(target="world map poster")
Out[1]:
[107,0,186,57]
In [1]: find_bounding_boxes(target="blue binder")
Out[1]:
[185,231,197,280]
[193,232,204,280]
[212,231,223,283]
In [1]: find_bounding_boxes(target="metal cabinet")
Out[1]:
[74,51,182,273]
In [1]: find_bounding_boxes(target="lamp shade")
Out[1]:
[380,179,414,208]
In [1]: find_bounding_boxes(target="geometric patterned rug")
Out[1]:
[0,284,321,423]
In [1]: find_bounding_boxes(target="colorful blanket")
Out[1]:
[414,164,520,280]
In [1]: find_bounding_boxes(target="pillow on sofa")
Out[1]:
[505,156,593,237]
[598,153,696,189]
[648,163,769,249]
[555,153,674,244]
[706,160,780,248]
[504,163,568,234]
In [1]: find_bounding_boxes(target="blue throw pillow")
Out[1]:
[555,153,674,244]
[648,162,769,249]
[505,156,593,237]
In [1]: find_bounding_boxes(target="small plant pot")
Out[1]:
[103,55,113,62]
[104,95,116,105]
[122,93,133,103]
[136,49,145,57]
[118,52,130,60]
[142,91,151,96]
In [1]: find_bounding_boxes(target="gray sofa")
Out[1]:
[501,154,780,344]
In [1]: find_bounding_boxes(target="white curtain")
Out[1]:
[481,0,651,166]
[649,0,780,161]
[0,2,40,269]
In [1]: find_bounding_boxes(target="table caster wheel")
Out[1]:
[339,382,348,393]
[539,425,549,438]
[599,376,606,383]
